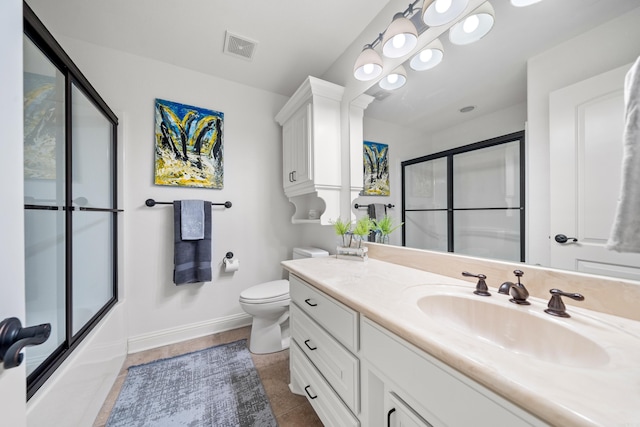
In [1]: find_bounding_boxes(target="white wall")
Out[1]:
[526,6,640,267]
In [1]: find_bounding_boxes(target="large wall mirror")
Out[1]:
[331,0,640,281]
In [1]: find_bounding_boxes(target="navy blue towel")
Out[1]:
[173,201,212,285]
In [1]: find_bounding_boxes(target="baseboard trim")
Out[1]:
[127,313,252,354]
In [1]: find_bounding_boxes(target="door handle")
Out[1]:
[554,234,578,244]
[0,317,51,369]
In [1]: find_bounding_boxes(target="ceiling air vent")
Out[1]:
[224,31,257,61]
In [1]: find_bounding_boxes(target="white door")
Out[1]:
[0,0,28,424]
[549,63,640,280]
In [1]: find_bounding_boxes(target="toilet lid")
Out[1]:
[240,279,289,301]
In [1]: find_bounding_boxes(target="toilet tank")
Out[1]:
[293,247,329,260]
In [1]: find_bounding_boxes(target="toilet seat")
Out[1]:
[239,279,289,304]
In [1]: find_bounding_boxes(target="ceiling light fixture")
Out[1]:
[381,12,419,58]
[422,0,469,26]
[410,38,444,71]
[449,1,495,45]
[354,44,384,81]
[379,65,408,90]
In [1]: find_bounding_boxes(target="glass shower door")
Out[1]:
[70,83,115,334]
[23,16,118,396]
[23,35,66,376]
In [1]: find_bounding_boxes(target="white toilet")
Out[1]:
[240,247,328,354]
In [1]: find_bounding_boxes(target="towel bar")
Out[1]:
[145,199,232,208]
[354,203,394,209]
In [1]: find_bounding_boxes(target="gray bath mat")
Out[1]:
[106,339,277,426]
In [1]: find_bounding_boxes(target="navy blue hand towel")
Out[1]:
[173,200,212,285]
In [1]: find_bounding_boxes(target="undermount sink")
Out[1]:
[416,292,610,368]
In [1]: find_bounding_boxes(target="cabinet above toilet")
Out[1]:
[275,76,344,224]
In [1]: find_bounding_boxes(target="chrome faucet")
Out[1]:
[498,270,530,305]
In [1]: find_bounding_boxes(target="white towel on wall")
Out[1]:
[607,56,640,253]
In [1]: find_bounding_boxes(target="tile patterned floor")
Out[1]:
[93,326,323,426]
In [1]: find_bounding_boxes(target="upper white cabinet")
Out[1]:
[276,76,344,224]
[282,103,312,192]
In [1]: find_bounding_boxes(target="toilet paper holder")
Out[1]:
[223,252,239,272]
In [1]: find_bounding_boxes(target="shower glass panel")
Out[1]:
[72,212,113,333]
[405,158,447,210]
[405,211,448,251]
[23,35,66,376]
[453,141,520,209]
[23,6,119,398]
[454,210,521,262]
[403,158,448,249]
[401,132,524,261]
[71,83,114,334]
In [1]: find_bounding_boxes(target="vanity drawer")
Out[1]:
[291,302,359,412]
[290,274,358,352]
[290,341,360,427]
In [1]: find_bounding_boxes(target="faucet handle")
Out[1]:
[544,289,585,318]
[462,271,491,296]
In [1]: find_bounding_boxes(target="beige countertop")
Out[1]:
[282,256,640,427]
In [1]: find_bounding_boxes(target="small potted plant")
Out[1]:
[352,216,374,248]
[372,214,403,244]
[331,217,353,248]
[333,216,372,260]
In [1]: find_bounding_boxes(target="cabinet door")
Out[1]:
[282,103,312,190]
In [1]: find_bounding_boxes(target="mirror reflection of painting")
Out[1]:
[363,141,389,196]
[154,98,224,189]
[24,72,59,180]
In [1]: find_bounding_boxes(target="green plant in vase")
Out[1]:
[331,217,353,247]
[373,214,403,244]
[352,216,374,248]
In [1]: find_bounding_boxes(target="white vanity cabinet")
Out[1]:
[288,274,360,426]
[361,317,548,427]
[275,76,344,224]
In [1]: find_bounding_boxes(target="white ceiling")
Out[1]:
[24,0,391,97]
[26,0,640,135]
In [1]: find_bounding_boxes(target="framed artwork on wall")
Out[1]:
[363,140,389,196]
[154,98,224,188]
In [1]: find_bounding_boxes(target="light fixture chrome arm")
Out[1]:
[362,0,422,50]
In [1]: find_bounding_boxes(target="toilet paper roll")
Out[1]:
[224,258,240,272]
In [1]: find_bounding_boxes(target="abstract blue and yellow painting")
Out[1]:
[363,141,389,196]
[154,99,224,188]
